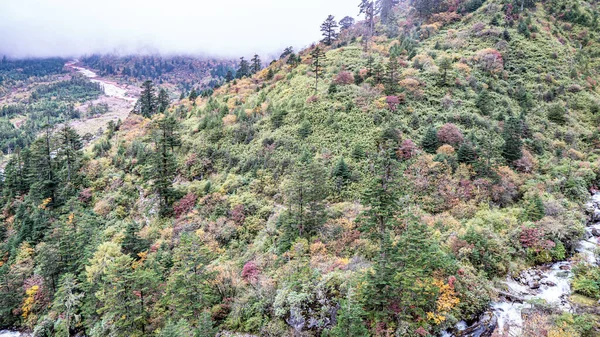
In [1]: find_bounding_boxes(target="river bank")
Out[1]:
[443,193,600,336]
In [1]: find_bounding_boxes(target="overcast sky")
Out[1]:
[0,0,358,59]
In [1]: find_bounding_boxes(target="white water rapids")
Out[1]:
[443,193,600,337]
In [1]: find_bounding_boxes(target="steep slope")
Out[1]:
[1,0,600,336]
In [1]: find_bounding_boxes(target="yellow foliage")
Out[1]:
[454,62,471,75]
[22,285,39,319]
[437,144,455,155]
[38,198,52,210]
[222,114,237,126]
[427,278,460,325]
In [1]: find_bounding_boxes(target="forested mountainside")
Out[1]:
[79,55,237,97]
[2,0,600,336]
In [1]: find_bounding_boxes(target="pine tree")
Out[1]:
[29,124,57,205]
[329,288,369,337]
[237,57,250,78]
[526,194,545,221]
[280,47,294,59]
[135,80,158,118]
[332,157,351,193]
[56,126,82,185]
[188,88,198,102]
[384,56,400,94]
[457,142,477,164]
[162,233,217,322]
[251,54,262,74]
[437,56,452,86]
[310,47,327,93]
[339,16,355,30]
[359,0,376,38]
[320,15,339,46]
[148,114,181,215]
[502,116,523,165]
[284,155,328,237]
[378,0,399,24]
[51,273,84,337]
[225,70,234,82]
[158,88,170,113]
[421,127,439,154]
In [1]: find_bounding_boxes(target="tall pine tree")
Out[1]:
[320,15,339,46]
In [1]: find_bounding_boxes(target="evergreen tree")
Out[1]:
[437,56,452,86]
[162,233,217,322]
[149,114,181,215]
[476,89,491,115]
[250,54,262,74]
[359,0,376,38]
[284,155,328,237]
[339,16,355,30]
[158,88,170,113]
[502,116,523,165]
[237,57,250,78]
[332,157,351,193]
[384,56,400,94]
[457,142,477,164]
[135,80,158,118]
[280,47,294,60]
[29,125,57,205]
[421,127,439,154]
[188,88,198,102]
[329,288,369,337]
[51,273,84,337]
[526,194,545,221]
[159,319,194,337]
[310,47,327,93]
[225,70,234,82]
[411,0,444,16]
[56,125,82,185]
[320,15,339,46]
[378,0,399,24]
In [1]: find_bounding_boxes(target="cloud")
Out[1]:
[0,0,358,59]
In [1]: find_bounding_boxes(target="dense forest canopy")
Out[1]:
[2,0,600,336]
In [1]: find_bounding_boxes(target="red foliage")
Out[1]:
[415,327,429,336]
[241,261,260,283]
[386,95,401,111]
[397,139,418,160]
[334,71,355,85]
[519,226,554,252]
[78,188,93,204]
[173,192,198,219]
[306,95,319,104]
[230,204,245,226]
[437,123,464,146]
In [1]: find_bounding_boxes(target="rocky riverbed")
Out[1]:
[442,193,600,337]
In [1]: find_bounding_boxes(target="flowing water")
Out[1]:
[0,331,22,337]
[65,60,136,102]
[443,193,600,337]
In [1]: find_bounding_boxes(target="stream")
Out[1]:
[443,193,600,337]
[64,60,136,103]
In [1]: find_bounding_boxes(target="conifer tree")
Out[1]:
[320,15,339,46]
[502,116,523,165]
[158,88,170,113]
[384,56,400,95]
[225,70,234,82]
[280,47,294,60]
[457,142,477,164]
[251,54,262,74]
[188,88,198,102]
[421,127,439,154]
[149,114,181,215]
[51,273,84,337]
[526,194,545,221]
[29,125,56,204]
[378,0,399,24]
[359,0,376,38]
[310,47,327,93]
[329,287,369,337]
[339,16,355,30]
[284,154,328,237]
[332,157,351,193]
[437,56,452,86]
[237,57,250,78]
[56,125,82,185]
[135,80,158,118]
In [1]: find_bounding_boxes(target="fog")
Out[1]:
[0,0,358,59]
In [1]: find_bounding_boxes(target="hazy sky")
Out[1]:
[0,0,358,59]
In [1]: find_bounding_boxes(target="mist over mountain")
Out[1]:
[0,0,357,58]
